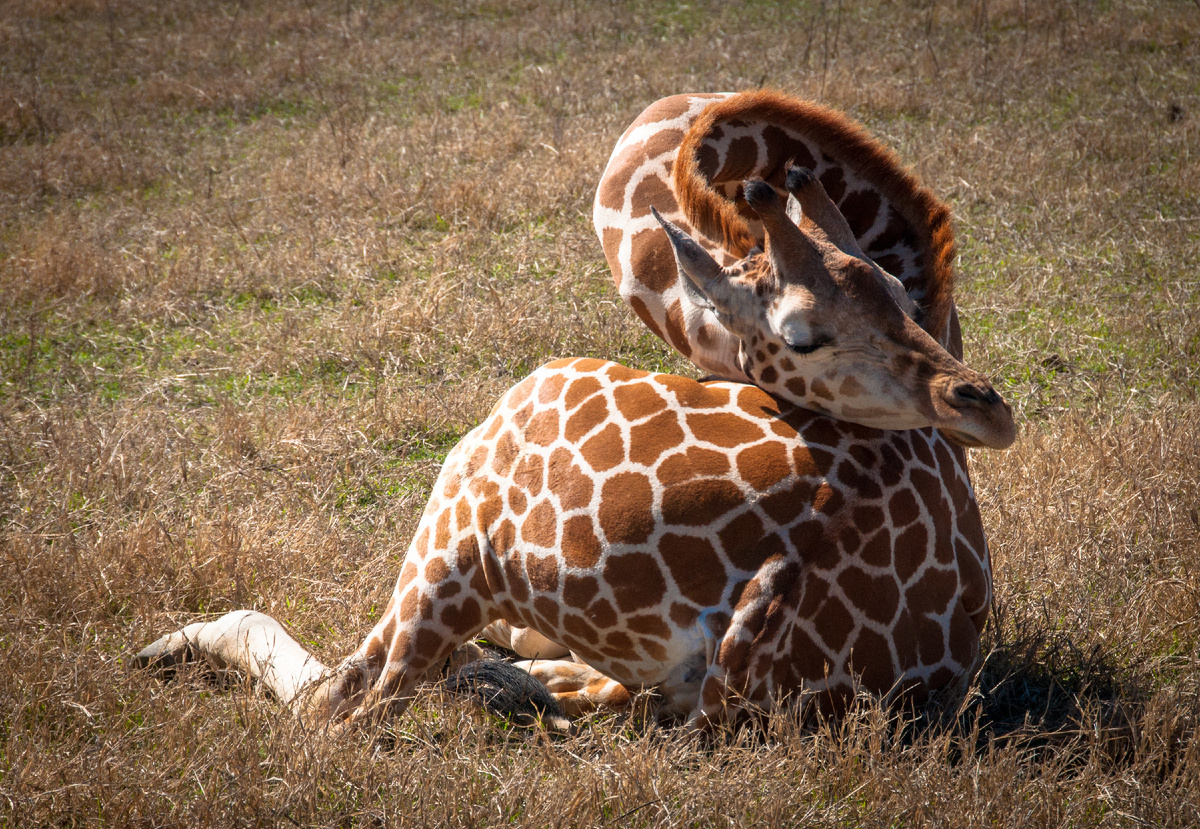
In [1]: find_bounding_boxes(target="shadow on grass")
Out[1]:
[910,607,1197,777]
[953,627,1136,760]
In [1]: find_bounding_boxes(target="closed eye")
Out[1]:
[785,336,832,355]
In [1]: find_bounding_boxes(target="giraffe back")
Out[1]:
[593,90,961,380]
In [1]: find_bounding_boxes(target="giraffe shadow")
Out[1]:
[914,591,1200,781]
[750,612,1166,770]
[948,627,1139,764]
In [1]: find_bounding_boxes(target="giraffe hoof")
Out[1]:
[133,631,197,675]
[442,660,571,733]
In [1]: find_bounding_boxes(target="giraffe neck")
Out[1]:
[594,90,962,382]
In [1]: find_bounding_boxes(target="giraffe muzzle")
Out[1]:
[948,381,1002,409]
[938,378,1017,449]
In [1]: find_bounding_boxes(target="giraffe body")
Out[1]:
[328,358,991,726]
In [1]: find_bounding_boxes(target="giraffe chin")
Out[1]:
[937,428,990,449]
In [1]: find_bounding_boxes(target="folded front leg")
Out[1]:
[480,620,571,659]
[514,659,633,717]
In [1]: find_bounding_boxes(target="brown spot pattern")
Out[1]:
[526,552,560,593]
[717,135,760,182]
[838,566,900,625]
[563,574,600,608]
[848,627,894,691]
[561,515,602,569]
[525,409,560,447]
[814,594,855,652]
[736,441,792,491]
[663,299,693,358]
[601,226,624,280]
[522,500,559,548]
[547,448,594,511]
[565,396,609,443]
[659,534,725,606]
[630,172,676,220]
[656,446,730,485]
[642,128,686,160]
[491,432,519,476]
[662,478,744,526]
[718,510,765,569]
[686,412,766,447]
[840,189,883,239]
[581,423,626,472]
[598,473,655,545]
[597,144,641,211]
[629,411,686,466]
[629,228,677,293]
[512,454,544,498]
[565,376,602,410]
[613,382,668,422]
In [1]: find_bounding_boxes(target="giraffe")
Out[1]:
[137,171,1016,730]
[491,89,997,705]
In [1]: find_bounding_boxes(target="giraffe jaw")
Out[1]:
[938,428,985,448]
[937,424,1016,450]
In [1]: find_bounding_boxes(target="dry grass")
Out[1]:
[2,0,1199,825]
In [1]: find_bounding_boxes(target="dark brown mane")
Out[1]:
[672,89,957,343]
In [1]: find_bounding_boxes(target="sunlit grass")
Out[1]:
[1,0,1198,825]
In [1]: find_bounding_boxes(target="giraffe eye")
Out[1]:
[785,336,832,356]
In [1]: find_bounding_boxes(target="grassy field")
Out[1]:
[2,0,1199,825]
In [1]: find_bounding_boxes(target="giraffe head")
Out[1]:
[654,168,1016,449]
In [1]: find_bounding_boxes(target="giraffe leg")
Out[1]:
[685,666,739,732]
[327,555,531,729]
[513,659,634,718]
[329,618,475,728]
[134,610,547,730]
[480,620,571,659]
[135,610,332,709]
[135,611,388,726]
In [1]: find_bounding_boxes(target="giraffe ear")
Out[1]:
[678,267,716,312]
[652,208,721,311]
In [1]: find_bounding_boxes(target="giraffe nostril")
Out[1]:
[949,382,999,408]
